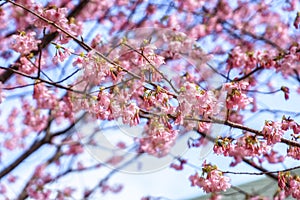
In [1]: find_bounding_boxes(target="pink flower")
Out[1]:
[11,31,41,55]
[19,56,36,74]
[139,122,178,157]
[287,146,300,160]
[53,46,74,64]
[178,82,218,119]
[281,115,300,135]
[121,103,140,126]
[72,55,85,68]
[224,82,253,110]
[214,134,269,166]
[189,167,231,193]
[278,172,300,199]
[33,83,57,109]
[262,121,284,145]
[23,109,48,132]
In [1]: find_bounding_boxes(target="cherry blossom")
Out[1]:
[278,172,300,199]
[213,134,269,166]
[0,0,300,199]
[139,120,178,157]
[11,31,41,55]
[287,146,300,160]
[33,82,57,109]
[189,162,231,193]
[262,121,285,145]
[223,81,253,110]
[121,102,140,126]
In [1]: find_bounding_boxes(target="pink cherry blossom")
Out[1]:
[189,162,231,193]
[121,103,140,126]
[11,31,41,55]
[214,134,269,166]
[223,81,253,110]
[33,83,57,109]
[278,172,300,199]
[139,121,178,157]
[287,146,300,160]
[262,121,285,145]
[53,45,74,64]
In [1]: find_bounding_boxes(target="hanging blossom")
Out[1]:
[139,120,178,157]
[281,115,300,135]
[278,46,300,79]
[19,56,36,75]
[170,158,187,171]
[161,31,195,58]
[53,44,74,64]
[281,115,300,160]
[73,50,117,85]
[213,134,269,166]
[227,46,277,74]
[176,82,219,124]
[278,172,300,199]
[116,42,165,82]
[121,103,140,126]
[262,120,285,145]
[11,31,41,55]
[33,82,58,109]
[223,81,253,110]
[142,87,175,115]
[22,100,48,132]
[93,90,113,120]
[262,150,285,164]
[34,7,82,39]
[130,44,165,70]
[189,161,231,193]
[287,146,300,160]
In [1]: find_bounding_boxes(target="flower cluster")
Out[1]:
[281,115,300,135]
[139,120,178,157]
[121,103,140,126]
[278,172,300,199]
[213,134,269,166]
[189,162,231,193]
[223,81,253,110]
[34,7,82,42]
[22,100,48,132]
[142,88,175,115]
[33,83,57,109]
[11,31,41,55]
[262,120,285,145]
[53,45,74,64]
[18,56,37,74]
[177,82,218,122]
[73,51,116,85]
[287,146,300,160]
[227,47,276,73]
